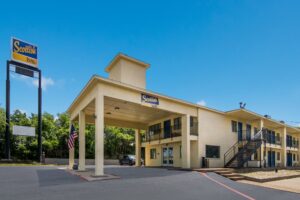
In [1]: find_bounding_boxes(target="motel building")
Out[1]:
[67,53,300,176]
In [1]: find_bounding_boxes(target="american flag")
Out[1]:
[68,124,78,149]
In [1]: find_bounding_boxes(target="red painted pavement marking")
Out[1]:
[200,172,256,200]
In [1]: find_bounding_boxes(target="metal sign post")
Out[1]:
[5,38,42,162]
[5,61,10,160]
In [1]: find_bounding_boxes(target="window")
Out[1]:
[286,135,293,147]
[149,123,161,135]
[254,152,258,160]
[174,117,181,130]
[293,154,296,161]
[276,133,280,143]
[231,121,237,132]
[180,145,182,158]
[277,152,280,161]
[206,145,220,158]
[190,116,197,127]
[150,148,156,159]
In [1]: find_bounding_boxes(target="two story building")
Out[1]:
[67,53,300,176]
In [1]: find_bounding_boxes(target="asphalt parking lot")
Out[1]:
[0,165,299,200]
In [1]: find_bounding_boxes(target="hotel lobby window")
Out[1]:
[206,145,220,158]
[231,121,237,132]
[174,117,181,130]
[150,148,156,159]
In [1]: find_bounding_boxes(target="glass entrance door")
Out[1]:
[164,120,171,138]
[162,147,173,166]
[238,122,243,141]
[268,151,275,167]
[287,153,293,167]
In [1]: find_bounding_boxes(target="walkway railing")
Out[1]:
[142,126,182,143]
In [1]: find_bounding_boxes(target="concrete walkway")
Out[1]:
[240,177,300,194]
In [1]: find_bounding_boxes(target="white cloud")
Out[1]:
[11,73,55,91]
[18,109,27,114]
[33,76,54,90]
[197,100,206,106]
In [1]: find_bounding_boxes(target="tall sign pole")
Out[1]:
[5,38,42,162]
[5,61,11,160]
[38,70,42,161]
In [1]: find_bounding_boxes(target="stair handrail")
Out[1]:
[252,129,263,140]
[224,141,239,167]
[224,128,263,167]
[236,139,263,168]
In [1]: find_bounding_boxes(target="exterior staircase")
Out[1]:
[194,168,245,181]
[224,129,263,168]
[214,169,245,181]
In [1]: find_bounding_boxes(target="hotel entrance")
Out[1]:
[162,147,174,166]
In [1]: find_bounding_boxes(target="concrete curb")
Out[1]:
[241,174,300,183]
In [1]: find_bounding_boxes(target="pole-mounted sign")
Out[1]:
[5,37,42,162]
[11,38,38,68]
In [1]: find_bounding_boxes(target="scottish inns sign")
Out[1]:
[11,38,38,67]
[141,94,159,105]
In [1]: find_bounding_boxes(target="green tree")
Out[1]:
[0,108,6,158]
[0,107,136,160]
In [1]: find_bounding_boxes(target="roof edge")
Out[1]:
[105,53,150,72]
[226,108,300,131]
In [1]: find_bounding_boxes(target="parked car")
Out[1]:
[119,155,144,166]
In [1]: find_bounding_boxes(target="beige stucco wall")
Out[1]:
[198,108,236,168]
[145,144,161,166]
[121,59,147,89]
[145,142,181,167]
[190,141,199,168]
[108,61,122,82]
[108,59,147,89]
[99,81,198,116]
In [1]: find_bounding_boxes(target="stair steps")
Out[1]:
[196,168,245,181]
[228,176,245,181]
[223,173,240,177]
[215,170,232,175]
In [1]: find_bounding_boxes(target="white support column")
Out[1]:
[181,114,191,169]
[95,93,104,176]
[298,136,300,166]
[68,121,74,169]
[135,129,141,167]
[282,127,287,167]
[259,119,265,167]
[196,109,201,168]
[78,110,86,171]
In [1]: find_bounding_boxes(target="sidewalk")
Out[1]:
[239,177,300,194]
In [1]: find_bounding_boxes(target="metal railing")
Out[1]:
[263,134,282,146]
[224,129,263,167]
[287,140,299,148]
[235,129,261,141]
[141,121,199,143]
[142,126,182,143]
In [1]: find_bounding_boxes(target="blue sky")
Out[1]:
[0,0,299,126]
